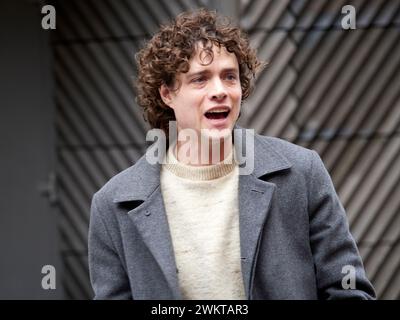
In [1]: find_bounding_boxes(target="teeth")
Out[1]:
[207,108,229,113]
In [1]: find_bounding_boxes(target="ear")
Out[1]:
[159,84,174,109]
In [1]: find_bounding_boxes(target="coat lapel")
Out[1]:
[113,156,182,299]
[127,186,182,299]
[234,128,292,299]
[238,174,276,299]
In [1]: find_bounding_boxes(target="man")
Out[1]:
[88,9,376,300]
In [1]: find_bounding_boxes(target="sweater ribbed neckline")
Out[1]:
[163,143,237,181]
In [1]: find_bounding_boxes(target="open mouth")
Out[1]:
[204,109,230,120]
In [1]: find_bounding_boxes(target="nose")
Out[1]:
[209,78,227,101]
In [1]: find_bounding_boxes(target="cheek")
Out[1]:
[232,87,242,103]
[175,97,203,120]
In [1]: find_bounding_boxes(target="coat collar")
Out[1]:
[113,126,292,203]
[113,126,292,299]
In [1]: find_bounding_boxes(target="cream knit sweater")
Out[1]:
[160,144,246,300]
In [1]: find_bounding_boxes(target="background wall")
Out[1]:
[1,0,398,299]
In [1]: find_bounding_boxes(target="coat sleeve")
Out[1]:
[88,193,132,299]
[307,151,376,300]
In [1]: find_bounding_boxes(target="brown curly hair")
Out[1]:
[135,8,263,135]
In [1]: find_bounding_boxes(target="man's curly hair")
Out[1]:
[135,8,263,135]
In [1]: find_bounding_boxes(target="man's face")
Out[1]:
[160,44,242,141]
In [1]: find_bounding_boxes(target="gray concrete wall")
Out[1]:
[0,0,62,299]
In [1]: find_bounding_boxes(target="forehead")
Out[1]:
[187,43,239,72]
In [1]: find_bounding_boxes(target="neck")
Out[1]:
[174,133,233,166]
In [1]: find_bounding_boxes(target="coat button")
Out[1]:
[145,210,151,216]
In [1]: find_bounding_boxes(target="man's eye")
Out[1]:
[225,74,238,81]
[191,77,206,83]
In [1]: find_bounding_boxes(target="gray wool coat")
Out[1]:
[88,127,376,300]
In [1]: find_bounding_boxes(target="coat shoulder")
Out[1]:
[256,134,317,168]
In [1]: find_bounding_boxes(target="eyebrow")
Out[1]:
[186,67,239,77]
